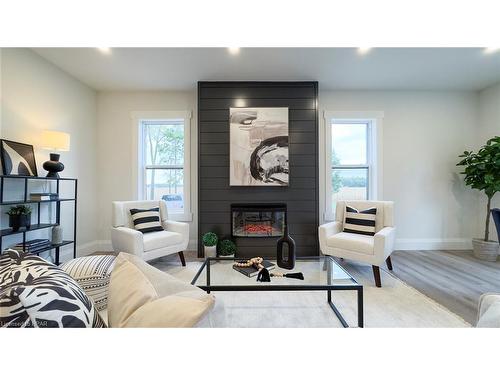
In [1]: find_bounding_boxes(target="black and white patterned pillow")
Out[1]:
[343,206,377,236]
[130,207,164,233]
[61,255,116,311]
[0,250,105,328]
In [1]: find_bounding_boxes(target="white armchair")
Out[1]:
[111,200,189,264]
[319,200,395,287]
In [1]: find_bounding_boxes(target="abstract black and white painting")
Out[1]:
[230,107,289,186]
[0,139,38,176]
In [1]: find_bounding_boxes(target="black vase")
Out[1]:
[277,217,296,270]
[9,213,31,232]
[492,209,500,242]
[43,153,64,178]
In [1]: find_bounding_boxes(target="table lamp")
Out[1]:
[41,130,70,178]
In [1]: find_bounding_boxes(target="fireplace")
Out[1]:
[231,203,286,238]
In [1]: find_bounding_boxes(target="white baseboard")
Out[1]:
[188,239,198,251]
[395,238,472,251]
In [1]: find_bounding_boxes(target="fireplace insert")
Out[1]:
[231,203,286,238]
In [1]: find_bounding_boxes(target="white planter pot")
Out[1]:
[204,245,217,258]
[472,238,499,262]
[218,254,235,258]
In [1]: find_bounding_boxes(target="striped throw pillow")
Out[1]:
[61,255,116,311]
[130,207,164,233]
[343,206,377,236]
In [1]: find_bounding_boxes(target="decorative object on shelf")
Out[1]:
[457,136,500,261]
[233,256,304,282]
[6,205,32,232]
[30,193,58,201]
[229,107,289,186]
[202,231,218,257]
[52,225,63,245]
[276,213,296,269]
[41,130,71,178]
[218,239,236,257]
[0,139,37,176]
[12,239,50,251]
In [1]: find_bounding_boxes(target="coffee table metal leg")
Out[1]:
[206,261,211,294]
[357,287,364,328]
[328,295,349,328]
[327,287,364,328]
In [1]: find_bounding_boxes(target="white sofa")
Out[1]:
[319,200,396,287]
[476,293,500,328]
[111,200,189,264]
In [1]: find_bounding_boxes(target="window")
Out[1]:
[322,112,382,221]
[331,122,370,201]
[134,111,192,221]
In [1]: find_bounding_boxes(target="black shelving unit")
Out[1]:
[0,175,77,265]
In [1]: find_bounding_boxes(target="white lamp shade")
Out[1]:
[42,131,70,151]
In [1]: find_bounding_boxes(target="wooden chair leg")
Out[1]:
[178,251,186,266]
[385,256,393,271]
[372,265,381,287]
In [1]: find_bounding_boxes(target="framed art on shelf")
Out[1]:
[0,139,38,176]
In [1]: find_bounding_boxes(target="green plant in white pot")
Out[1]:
[457,136,500,261]
[218,239,236,258]
[202,232,218,258]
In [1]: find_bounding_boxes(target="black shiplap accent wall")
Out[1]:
[198,81,319,258]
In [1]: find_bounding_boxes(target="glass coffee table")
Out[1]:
[191,256,363,328]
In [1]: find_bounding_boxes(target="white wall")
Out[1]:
[319,90,480,250]
[0,48,98,261]
[96,91,198,248]
[478,83,500,242]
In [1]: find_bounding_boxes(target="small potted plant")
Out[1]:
[457,136,500,261]
[218,239,236,258]
[202,232,218,258]
[6,205,32,232]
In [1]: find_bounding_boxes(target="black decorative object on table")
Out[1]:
[43,153,65,178]
[492,209,500,243]
[276,212,296,270]
[0,139,37,176]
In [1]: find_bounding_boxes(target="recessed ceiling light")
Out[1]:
[97,47,112,55]
[484,47,500,54]
[357,47,372,55]
[228,47,240,55]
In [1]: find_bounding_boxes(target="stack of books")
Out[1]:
[12,239,51,252]
[30,193,59,201]
[233,260,275,277]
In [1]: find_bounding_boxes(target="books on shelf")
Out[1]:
[30,193,59,201]
[12,239,51,251]
[233,260,275,278]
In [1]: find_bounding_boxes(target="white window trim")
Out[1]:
[320,110,384,222]
[131,110,193,222]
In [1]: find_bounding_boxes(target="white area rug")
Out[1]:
[151,257,471,328]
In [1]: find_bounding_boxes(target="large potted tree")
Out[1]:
[457,136,500,261]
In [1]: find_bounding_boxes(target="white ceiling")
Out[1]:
[33,48,500,91]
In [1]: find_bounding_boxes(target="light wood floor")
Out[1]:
[388,250,500,324]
